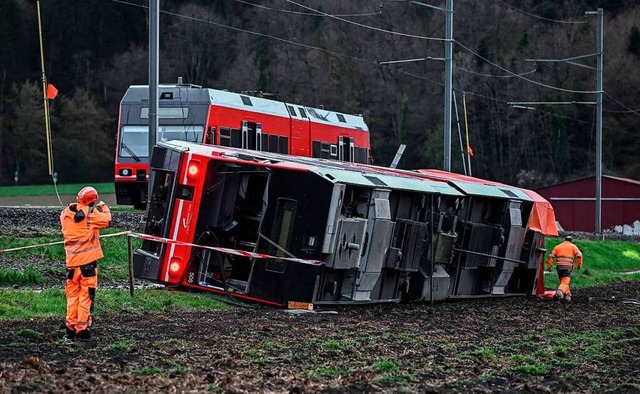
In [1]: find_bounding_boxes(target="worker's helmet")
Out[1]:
[77,186,98,205]
[565,235,573,242]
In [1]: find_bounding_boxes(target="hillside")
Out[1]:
[1,0,639,186]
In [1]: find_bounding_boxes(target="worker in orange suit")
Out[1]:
[547,235,583,303]
[60,186,111,340]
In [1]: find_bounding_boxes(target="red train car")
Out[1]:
[132,140,557,307]
[115,79,370,209]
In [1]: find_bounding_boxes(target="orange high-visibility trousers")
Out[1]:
[65,263,97,333]
[558,276,571,296]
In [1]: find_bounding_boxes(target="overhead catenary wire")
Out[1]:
[109,0,634,137]
[285,0,447,41]
[456,41,599,94]
[111,0,603,100]
[492,0,588,24]
[235,0,384,17]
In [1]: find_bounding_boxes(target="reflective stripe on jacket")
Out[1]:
[547,240,583,270]
[61,203,111,268]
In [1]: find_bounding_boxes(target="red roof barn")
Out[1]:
[535,175,640,233]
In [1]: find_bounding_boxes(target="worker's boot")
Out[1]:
[564,294,572,303]
[65,327,76,339]
[75,329,92,341]
[553,289,563,301]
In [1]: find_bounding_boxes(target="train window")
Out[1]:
[330,144,338,157]
[141,107,189,119]
[355,147,367,163]
[231,129,242,148]
[119,126,148,157]
[321,142,330,159]
[271,198,298,258]
[269,135,278,153]
[287,105,297,117]
[298,107,307,118]
[337,114,346,123]
[312,141,321,158]
[241,96,253,106]
[278,136,288,154]
[157,125,203,143]
[219,128,231,146]
[261,134,269,152]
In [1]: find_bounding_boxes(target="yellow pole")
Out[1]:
[462,92,472,177]
[37,0,54,175]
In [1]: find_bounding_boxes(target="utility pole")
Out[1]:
[510,9,603,234]
[587,8,604,235]
[148,0,159,203]
[443,0,453,172]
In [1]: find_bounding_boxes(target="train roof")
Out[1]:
[122,84,369,131]
[160,141,465,197]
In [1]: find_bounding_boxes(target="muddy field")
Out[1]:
[1,208,639,393]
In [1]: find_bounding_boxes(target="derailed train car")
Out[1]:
[133,140,558,306]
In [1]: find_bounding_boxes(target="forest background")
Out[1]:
[0,0,638,187]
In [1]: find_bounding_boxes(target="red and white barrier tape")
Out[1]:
[0,231,130,254]
[0,230,324,266]
[129,232,324,266]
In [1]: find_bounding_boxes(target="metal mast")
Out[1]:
[148,0,159,201]
[443,0,453,172]
[587,8,604,235]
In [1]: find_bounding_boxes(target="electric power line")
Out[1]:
[285,0,447,41]
[456,41,599,94]
[603,92,640,117]
[493,0,588,24]
[235,0,384,17]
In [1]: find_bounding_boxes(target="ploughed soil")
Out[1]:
[1,208,639,393]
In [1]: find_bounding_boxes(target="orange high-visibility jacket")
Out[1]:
[60,203,111,268]
[547,240,583,270]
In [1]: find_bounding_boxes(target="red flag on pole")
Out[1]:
[46,83,58,99]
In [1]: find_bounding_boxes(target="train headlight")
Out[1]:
[169,261,181,273]
[119,168,132,176]
[187,160,200,179]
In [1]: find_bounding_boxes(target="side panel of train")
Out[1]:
[133,142,546,306]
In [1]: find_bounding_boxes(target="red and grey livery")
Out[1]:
[115,79,370,209]
[133,140,558,307]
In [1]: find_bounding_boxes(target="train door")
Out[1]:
[241,121,262,151]
[338,136,355,162]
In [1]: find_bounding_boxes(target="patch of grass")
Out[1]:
[372,360,398,373]
[163,360,187,375]
[15,328,43,340]
[311,366,349,378]
[0,267,44,286]
[321,338,354,351]
[0,183,115,197]
[544,238,640,289]
[472,346,498,362]
[135,366,164,376]
[0,289,228,320]
[104,339,136,351]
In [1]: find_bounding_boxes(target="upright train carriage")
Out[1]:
[115,79,370,209]
[133,140,557,307]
